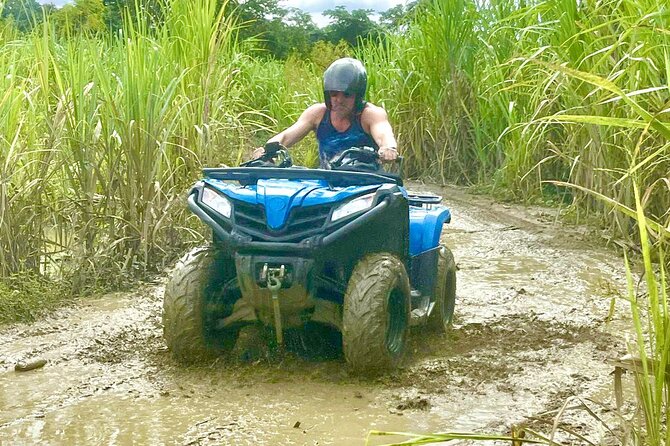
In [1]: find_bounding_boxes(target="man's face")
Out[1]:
[328,91,355,117]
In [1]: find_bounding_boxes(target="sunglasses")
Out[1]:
[328,91,355,98]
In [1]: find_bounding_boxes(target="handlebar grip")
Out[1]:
[264,141,286,157]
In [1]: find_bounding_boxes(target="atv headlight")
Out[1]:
[201,187,232,219]
[331,192,376,222]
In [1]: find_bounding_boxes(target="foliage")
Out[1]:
[308,39,351,72]
[378,4,406,30]
[0,0,42,32]
[625,190,668,444]
[238,55,321,164]
[1,0,226,284]
[0,0,412,59]
[322,6,382,48]
[0,0,321,294]
[101,0,124,31]
[258,8,319,59]
[51,0,107,34]
[0,272,71,324]
[362,0,670,441]
[223,0,321,59]
[362,0,669,242]
[361,0,481,184]
[366,429,546,445]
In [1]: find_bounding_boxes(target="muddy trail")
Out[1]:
[0,184,633,445]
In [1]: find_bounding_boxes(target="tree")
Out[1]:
[374,1,421,34]
[379,4,409,31]
[102,0,124,32]
[263,8,321,58]
[322,6,381,47]
[1,0,42,32]
[52,0,106,35]
[226,0,320,59]
[98,0,163,34]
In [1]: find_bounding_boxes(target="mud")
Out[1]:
[0,184,634,445]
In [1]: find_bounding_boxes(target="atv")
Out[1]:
[162,144,456,373]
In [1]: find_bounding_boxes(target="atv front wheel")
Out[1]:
[428,245,457,332]
[343,253,411,374]
[162,246,238,363]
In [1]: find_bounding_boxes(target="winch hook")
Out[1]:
[266,266,285,348]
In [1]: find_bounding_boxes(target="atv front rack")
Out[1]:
[203,167,403,187]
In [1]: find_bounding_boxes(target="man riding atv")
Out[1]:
[161,57,456,375]
[252,57,399,168]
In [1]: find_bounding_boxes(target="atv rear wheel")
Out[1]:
[343,253,411,374]
[162,246,239,363]
[428,245,457,332]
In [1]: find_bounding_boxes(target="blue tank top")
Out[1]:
[316,109,378,168]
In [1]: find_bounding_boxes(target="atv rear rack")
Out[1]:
[407,194,442,207]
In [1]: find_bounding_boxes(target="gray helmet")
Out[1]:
[323,58,367,112]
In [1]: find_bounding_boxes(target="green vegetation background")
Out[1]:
[0,0,667,317]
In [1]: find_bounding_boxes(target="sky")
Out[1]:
[279,0,407,27]
[38,0,408,26]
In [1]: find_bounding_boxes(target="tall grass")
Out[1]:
[362,0,483,183]
[361,0,670,445]
[236,55,322,165]
[362,0,669,244]
[36,0,249,288]
[0,0,316,294]
[361,1,669,441]
[625,188,668,445]
[0,24,56,277]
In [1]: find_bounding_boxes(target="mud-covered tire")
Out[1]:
[162,246,237,363]
[343,253,411,374]
[428,245,457,332]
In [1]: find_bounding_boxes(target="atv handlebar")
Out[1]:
[328,146,404,178]
[329,147,378,169]
[241,142,293,168]
[263,141,285,157]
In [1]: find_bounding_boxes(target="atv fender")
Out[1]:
[409,207,451,255]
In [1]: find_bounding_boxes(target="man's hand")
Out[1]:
[378,146,398,162]
[251,147,265,159]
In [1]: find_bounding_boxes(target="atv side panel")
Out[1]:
[409,246,440,298]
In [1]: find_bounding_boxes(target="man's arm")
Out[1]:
[252,104,325,158]
[268,104,323,147]
[363,105,398,162]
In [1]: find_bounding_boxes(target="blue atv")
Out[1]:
[162,145,456,373]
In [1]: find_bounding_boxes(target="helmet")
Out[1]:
[323,58,367,112]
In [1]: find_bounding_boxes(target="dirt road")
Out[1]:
[0,184,632,445]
